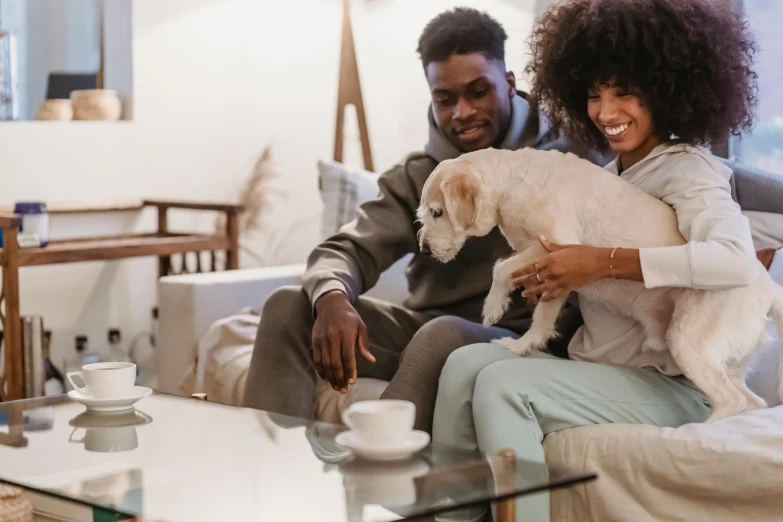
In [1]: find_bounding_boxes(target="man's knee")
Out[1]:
[259,285,312,326]
[253,285,314,358]
[405,316,480,362]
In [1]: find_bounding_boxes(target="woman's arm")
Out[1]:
[511,238,643,302]
[513,241,775,302]
[638,156,757,289]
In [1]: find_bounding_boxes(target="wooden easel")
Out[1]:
[334,0,374,172]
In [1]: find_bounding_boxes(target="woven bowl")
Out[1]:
[36,99,74,121]
[71,89,122,121]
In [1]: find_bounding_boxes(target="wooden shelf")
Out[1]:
[0,199,243,402]
[13,233,231,267]
[0,200,144,215]
[143,199,244,213]
[0,199,244,215]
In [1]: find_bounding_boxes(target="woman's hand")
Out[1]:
[510,236,611,302]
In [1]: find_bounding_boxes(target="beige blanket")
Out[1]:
[180,313,258,406]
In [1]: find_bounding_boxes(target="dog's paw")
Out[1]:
[482,294,509,326]
[744,394,767,411]
[491,336,538,357]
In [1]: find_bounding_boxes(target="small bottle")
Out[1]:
[105,328,130,363]
[13,202,49,247]
[42,330,65,396]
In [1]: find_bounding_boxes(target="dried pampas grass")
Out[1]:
[216,146,281,237]
[216,146,321,268]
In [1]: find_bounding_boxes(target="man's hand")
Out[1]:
[313,291,375,394]
[757,248,778,271]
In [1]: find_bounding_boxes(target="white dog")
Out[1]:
[417,148,783,422]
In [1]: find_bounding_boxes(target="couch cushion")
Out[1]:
[720,155,783,215]
[744,210,783,250]
[317,159,379,240]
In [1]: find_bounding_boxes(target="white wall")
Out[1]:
[0,0,535,373]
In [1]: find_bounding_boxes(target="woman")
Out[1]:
[432,0,760,520]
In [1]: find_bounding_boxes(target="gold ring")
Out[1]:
[536,272,542,284]
[534,260,540,271]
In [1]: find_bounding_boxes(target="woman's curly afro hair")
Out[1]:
[525,0,759,149]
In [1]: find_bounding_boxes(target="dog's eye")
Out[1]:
[430,208,442,218]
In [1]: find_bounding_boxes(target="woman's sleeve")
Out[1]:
[639,156,758,290]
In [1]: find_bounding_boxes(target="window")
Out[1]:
[0,0,24,120]
[0,0,132,121]
[731,0,783,175]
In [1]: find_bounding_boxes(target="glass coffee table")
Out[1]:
[0,392,595,521]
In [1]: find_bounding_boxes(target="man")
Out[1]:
[242,8,595,432]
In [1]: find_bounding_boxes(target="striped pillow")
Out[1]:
[317,159,379,240]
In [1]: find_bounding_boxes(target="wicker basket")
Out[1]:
[0,485,33,522]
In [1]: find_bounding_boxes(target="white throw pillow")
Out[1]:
[317,159,379,240]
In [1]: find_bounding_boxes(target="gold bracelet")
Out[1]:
[609,247,620,279]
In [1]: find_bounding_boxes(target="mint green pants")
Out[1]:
[432,343,711,522]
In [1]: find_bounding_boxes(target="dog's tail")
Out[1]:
[772,284,783,404]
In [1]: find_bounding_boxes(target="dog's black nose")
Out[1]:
[421,242,431,256]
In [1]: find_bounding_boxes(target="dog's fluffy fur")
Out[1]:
[417,148,783,422]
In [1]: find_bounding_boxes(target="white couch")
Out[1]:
[157,160,783,521]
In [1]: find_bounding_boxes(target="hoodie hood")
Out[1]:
[606,142,733,183]
[424,92,548,163]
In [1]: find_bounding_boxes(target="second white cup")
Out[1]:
[342,400,415,446]
[67,362,136,399]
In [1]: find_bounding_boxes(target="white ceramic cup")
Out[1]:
[67,362,136,399]
[342,400,415,446]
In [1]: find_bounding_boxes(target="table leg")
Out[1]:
[226,211,239,270]
[494,449,517,522]
[1,225,23,401]
[159,255,172,277]
[0,407,27,447]
[157,206,171,277]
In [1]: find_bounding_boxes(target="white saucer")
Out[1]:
[67,386,152,412]
[335,430,430,462]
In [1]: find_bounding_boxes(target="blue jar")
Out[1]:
[13,202,49,247]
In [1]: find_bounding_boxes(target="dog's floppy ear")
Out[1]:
[440,172,479,232]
